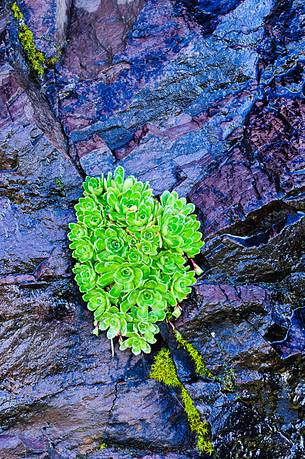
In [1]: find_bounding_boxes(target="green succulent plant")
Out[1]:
[69,167,204,355]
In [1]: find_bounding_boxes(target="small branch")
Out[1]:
[189,258,203,275]
[169,320,176,331]
[111,338,115,358]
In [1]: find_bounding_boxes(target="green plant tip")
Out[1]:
[99,442,107,450]
[68,167,204,355]
[222,367,236,392]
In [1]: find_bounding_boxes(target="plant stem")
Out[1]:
[169,320,176,331]
[189,258,203,275]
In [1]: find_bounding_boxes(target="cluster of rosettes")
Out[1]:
[68,167,204,355]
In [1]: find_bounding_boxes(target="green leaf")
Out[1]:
[141,341,151,354]
[144,331,157,344]
[107,191,117,208]
[96,272,115,288]
[132,346,141,355]
[108,284,123,301]
[114,166,125,185]
[83,177,104,196]
[107,326,119,339]
[94,305,106,321]
[92,327,99,336]
[119,338,130,351]
[137,305,148,321]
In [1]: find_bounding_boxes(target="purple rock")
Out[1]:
[1,0,304,457]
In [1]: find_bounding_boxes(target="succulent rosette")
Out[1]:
[72,262,96,293]
[68,166,204,355]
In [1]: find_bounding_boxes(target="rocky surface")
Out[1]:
[0,0,304,457]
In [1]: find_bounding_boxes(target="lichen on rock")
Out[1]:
[12,2,46,77]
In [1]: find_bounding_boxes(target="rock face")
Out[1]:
[0,0,304,457]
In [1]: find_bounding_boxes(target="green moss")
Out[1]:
[174,330,213,378]
[11,1,23,20]
[54,177,65,195]
[11,2,62,77]
[150,348,214,455]
[18,26,45,76]
[12,2,46,77]
[180,387,214,455]
[222,367,236,392]
[46,55,60,67]
[150,348,181,386]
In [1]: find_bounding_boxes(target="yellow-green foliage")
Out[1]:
[12,2,45,77]
[175,330,213,378]
[150,348,214,455]
[222,367,236,392]
[11,1,23,20]
[99,442,107,451]
[150,348,181,386]
[46,55,59,67]
[180,387,214,455]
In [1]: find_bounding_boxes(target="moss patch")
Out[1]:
[150,348,214,455]
[99,441,107,451]
[54,177,66,196]
[12,2,45,77]
[174,330,213,378]
[12,2,60,78]
[222,367,236,392]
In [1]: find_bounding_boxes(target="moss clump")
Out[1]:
[180,387,214,455]
[12,2,46,77]
[150,348,181,386]
[45,55,60,67]
[99,442,107,450]
[11,1,23,20]
[174,330,213,378]
[54,177,65,195]
[150,348,214,455]
[222,367,236,392]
